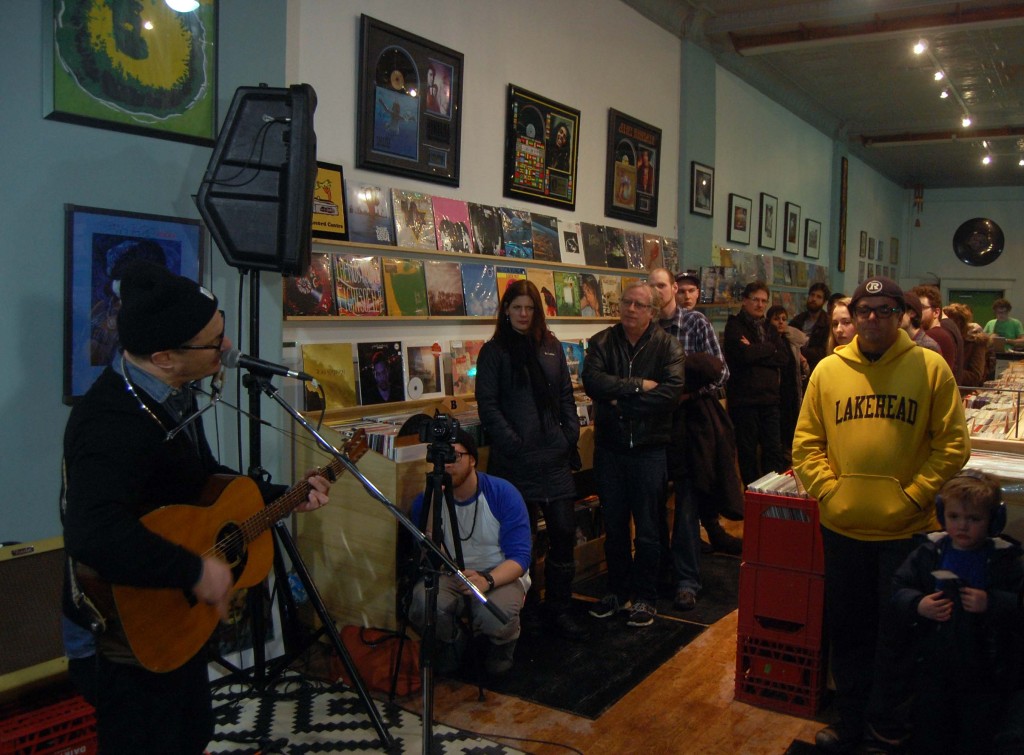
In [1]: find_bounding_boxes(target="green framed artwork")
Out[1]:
[46,0,218,145]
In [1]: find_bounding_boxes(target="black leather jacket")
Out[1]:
[582,322,685,450]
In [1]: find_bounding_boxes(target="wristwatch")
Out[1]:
[481,571,495,591]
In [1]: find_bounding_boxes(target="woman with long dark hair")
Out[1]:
[475,279,587,640]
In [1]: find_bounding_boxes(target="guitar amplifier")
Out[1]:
[0,538,68,699]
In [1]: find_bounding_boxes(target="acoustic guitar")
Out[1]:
[77,431,366,673]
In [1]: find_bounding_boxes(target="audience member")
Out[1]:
[724,281,789,484]
[944,302,989,387]
[793,276,970,753]
[913,284,964,383]
[766,305,808,464]
[789,282,831,373]
[408,430,532,675]
[583,281,684,627]
[475,279,587,641]
[826,297,856,355]
[890,470,1023,754]
[671,271,744,556]
[983,298,1024,348]
[901,291,941,353]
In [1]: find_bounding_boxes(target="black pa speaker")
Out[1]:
[196,84,318,276]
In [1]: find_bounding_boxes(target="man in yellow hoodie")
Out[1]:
[793,276,969,753]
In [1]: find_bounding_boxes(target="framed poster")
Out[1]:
[357,15,464,186]
[890,237,900,265]
[690,162,714,216]
[727,194,752,245]
[604,109,661,226]
[311,162,348,242]
[63,205,203,403]
[758,193,778,250]
[46,0,217,144]
[860,230,868,257]
[503,84,580,211]
[804,219,822,259]
[784,202,802,255]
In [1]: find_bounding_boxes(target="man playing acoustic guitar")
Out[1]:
[60,261,332,754]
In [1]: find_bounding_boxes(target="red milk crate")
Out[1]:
[0,696,96,755]
[742,487,824,575]
[738,563,825,649]
[735,633,826,718]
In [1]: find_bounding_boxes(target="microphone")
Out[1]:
[221,349,314,382]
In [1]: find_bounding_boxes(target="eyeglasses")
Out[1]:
[621,298,652,310]
[176,310,226,351]
[448,451,470,462]
[747,297,769,305]
[854,304,902,319]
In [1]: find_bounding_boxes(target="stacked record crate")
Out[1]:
[734,470,827,717]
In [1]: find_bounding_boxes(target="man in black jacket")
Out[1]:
[789,282,831,373]
[582,281,685,627]
[61,261,332,755]
[724,281,789,484]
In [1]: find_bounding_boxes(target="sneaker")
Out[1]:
[588,594,627,619]
[673,588,697,611]
[626,600,657,627]
[484,639,516,675]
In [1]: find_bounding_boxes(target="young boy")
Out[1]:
[891,470,1023,754]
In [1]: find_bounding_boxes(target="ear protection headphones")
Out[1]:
[935,468,1007,537]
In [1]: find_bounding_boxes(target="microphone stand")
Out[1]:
[254,377,508,755]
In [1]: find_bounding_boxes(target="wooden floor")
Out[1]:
[391,521,827,755]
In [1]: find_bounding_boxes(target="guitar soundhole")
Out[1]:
[217,523,248,576]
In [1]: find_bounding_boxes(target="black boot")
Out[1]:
[704,518,743,556]
[544,603,591,641]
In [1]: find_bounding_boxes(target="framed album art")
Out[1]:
[727,194,752,245]
[357,15,464,186]
[804,218,822,259]
[690,162,714,217]
[784,202,802,255]
[63,205,203,404]
[46,0,218,145]
[759,193,778,250]
[860,231,868,257]
[604,109,661,227]
[503,84,581,211]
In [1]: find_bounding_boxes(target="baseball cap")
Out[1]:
[849,276,904,311]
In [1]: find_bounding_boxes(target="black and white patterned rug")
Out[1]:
[209,674,523,754]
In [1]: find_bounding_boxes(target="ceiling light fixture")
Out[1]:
[940,89,949,99]
[934,71,944,81]
[913,39,928,55]
[982,154,992,165]
[962,115,973,128]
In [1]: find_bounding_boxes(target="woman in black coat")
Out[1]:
[475,279,587,639]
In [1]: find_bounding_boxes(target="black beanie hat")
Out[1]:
[455,429,478,463]
[117,261,218,355]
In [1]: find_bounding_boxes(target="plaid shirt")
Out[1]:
[659,306,729,395]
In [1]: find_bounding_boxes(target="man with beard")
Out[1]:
[789,282,831,374]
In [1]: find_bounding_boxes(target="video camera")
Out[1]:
[419,410,460,466]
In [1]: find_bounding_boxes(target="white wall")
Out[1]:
[285,0,682,349]
[713,68,834,273]
[843,152,908,297]
[905,186,1024,308]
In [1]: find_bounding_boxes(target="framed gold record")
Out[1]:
[358,16,464,186]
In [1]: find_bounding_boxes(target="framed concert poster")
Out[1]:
[356,15,464,186]
[45,0,218,145]
[784,202,802,255]
[804,218,822,259]
[690,162,714,217]
[503,84,581,211]
[604,109,661,227]
[727,194,752,245]
[63,205,203,404]
[758,193,778,250]
[311,162,349,242]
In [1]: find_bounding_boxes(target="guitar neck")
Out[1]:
[241,458,346,544]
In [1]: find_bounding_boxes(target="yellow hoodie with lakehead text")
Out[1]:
[792,329,969,541]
